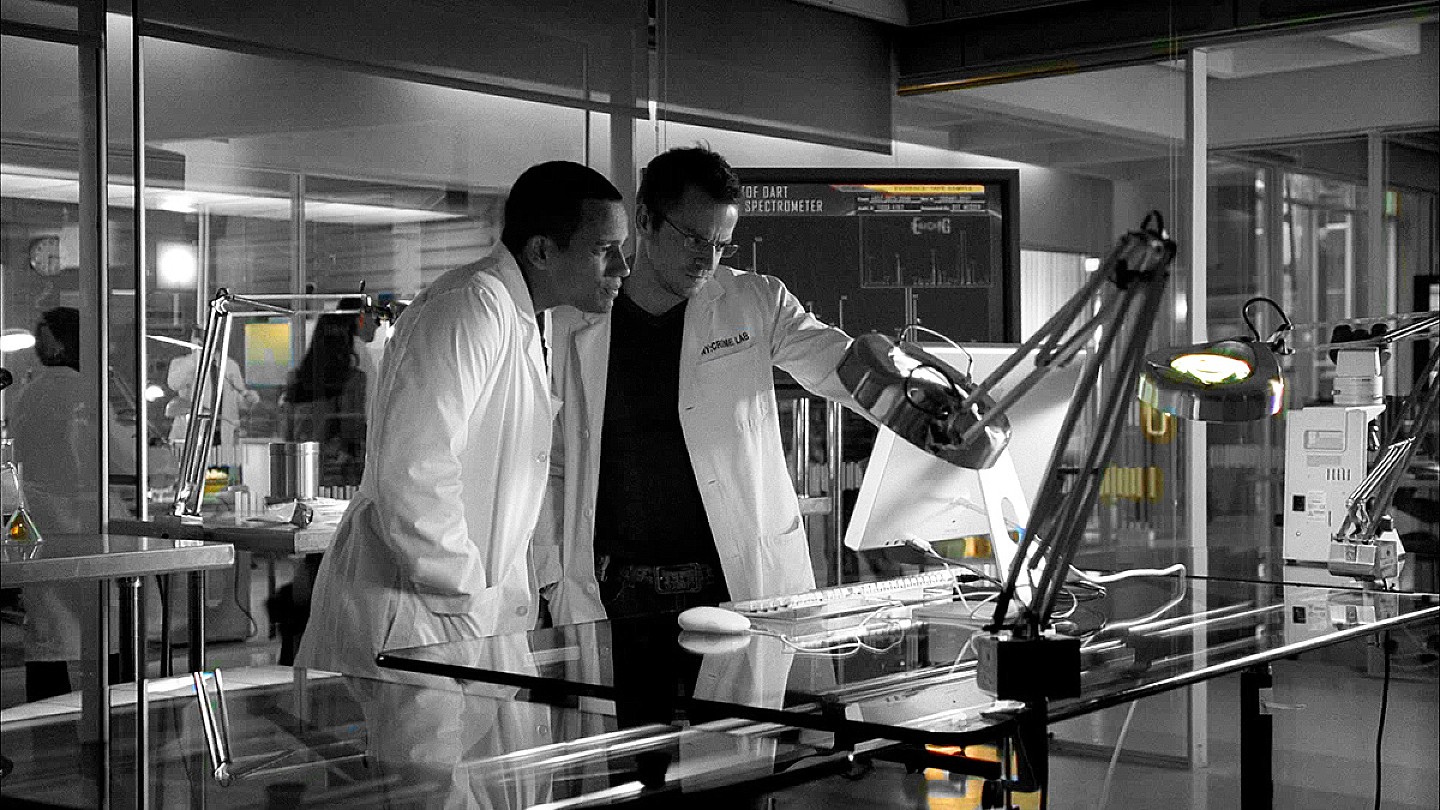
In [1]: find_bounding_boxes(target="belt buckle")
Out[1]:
[654,564,702,595]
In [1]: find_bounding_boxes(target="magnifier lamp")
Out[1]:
[837,334,1010,470]
[1137,296,1291,423]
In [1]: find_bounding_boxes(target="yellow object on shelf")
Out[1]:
[203,467,231,495]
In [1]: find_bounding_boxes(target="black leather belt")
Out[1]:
[613,562,716,595]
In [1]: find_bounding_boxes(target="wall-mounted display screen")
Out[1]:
[730,170,1019,344]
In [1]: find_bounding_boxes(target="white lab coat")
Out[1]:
[297,246,554,682]
[537,265,852,625]
[12,365,134,662]
[346,633,552,809]
[166,351,258,445]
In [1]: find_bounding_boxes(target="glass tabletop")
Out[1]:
[378,577,1440,747]
[0,666,840,809]
[0,533,235,585]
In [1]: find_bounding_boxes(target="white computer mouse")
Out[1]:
[677,631,753,655]
[677,606,751,635]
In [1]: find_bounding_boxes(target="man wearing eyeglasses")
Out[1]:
[537,147,854,639]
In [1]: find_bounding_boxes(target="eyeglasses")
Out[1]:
[658,214,739,258]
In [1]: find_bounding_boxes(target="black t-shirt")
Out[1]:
[593,291,721,568]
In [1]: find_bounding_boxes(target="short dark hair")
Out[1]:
[638,146,741,230]
[39,307,81,369]
[500,161,623,260]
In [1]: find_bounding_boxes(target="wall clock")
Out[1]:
[28,236,62,277]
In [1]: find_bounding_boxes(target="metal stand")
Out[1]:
[124,576,150,810]
[973,214,1177,634]
[158,574,173,677]
[188,570,207,673]
[1239,664,1273,810]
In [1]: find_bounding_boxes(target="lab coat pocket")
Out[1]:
[381,586,497,651]
[758,517,813,596]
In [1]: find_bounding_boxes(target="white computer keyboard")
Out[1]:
[723,569,965,617]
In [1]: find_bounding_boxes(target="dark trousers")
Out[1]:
[266,553,324,666]
[599,567,729,730]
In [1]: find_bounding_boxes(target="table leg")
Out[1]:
[293,666,311,728]
[1239,663,1273,810]
[83,579,112,807]
[188,570,207,673]
[118,584,135,682]
[124,576,150,810]
[267,557,278,639]
[159,574,173,677]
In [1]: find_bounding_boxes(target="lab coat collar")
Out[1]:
[487,245,541,326]
[692,264,732,306]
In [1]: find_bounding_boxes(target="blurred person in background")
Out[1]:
[12,307,132,700]
[285,298,377,488]
[165,322,260,452]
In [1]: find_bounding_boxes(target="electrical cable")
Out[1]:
[752,600,910,658]
[1241,296,1292,345]
[232,559,258,639]
[1374,631,1394,810]
[902,323,974,378]
[1070,564,1186,585]
[1097,701,1138,810]
[901,538,1007,588]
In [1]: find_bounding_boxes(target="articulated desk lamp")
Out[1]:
[1317,313,1439,580]
[837,212,1178,701]
[170,289,382,523]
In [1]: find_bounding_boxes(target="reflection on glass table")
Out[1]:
[379,577,1439,747]
[0,666,843,809]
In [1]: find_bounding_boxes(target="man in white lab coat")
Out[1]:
[538,147,853,633]
[165,323,260,449]
[297,161,629,803]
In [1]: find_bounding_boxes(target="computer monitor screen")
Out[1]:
[843,344,1085,560]
[729,169,1020,344]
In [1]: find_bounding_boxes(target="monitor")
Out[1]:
[844,344,1086,586]
[729,169,1021,344]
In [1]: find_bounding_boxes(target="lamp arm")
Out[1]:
[1334,341,1440,542]
[1026,273,1173,627]
[173,292,231,519]
[1285,312,1438,354]
[984,215,1177,635]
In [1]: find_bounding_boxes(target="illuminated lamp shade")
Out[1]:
[156,243,198,288]
[1,329,37,354]
[1137,338,1284,422]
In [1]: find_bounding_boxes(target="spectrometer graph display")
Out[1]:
[731,172,1017,344]
[741,183,998,289]
[859,215,990,288]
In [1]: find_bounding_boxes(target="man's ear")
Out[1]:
[524,234,550,268]
[635,203,653,233]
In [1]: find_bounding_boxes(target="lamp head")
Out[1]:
[1137,336,1285,422]
[837,333,1011,469]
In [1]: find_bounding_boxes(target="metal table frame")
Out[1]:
[0,534,235,810]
